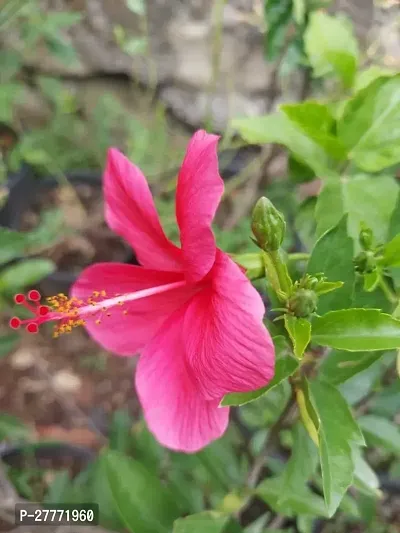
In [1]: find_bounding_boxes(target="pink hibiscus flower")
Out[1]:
[10,130,275,452]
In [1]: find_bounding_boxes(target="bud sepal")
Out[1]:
[251,197,286,253]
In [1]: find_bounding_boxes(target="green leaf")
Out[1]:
[172,512,231,533]
[0,413,30,441]
[295,378,319,447]
[358,415,400,454]
[292,0,305,24]
[44,471,73,503]
[109,409,133,454]
[231,112,333,176]
[315,175,399,244]
[231,253,264,280]
[0,83,23,123]
[102,449,181,533]
[278,424,318,506]
[284,315,311,359]
[354,66,397,92]
[319,350,384,385]
[126,0,146,16]
[0,228,29,266]
[370,379,400,418]
[363,270,380,292]
[0,258,55,292]
[351,276,392,314]
[308,217,354,315]
[304,11,359,88]
[389,194,400,240]
[221,353,299,407]
[383,234,400,267]
[44,11,83,29]
[0,50,22,82]
[45,35,79,65]
[123,37,147,56]
[309,380,364,517]
[281,101,347,160]
[88,459,125,530]
[338,75,400,172]
[264,0,293,61]
[315,281,344,295]
[0,333,18,359]
[257,476,328,517]
[352,447,380,496]
[312,309,400,351]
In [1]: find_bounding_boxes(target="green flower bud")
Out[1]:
[287,289,318,318]
[359,226,374,250]
[354,250,376,274]
[251,197,286,252]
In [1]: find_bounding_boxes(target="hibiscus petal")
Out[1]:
[104,148,182,271]
[176,130,224,283]
[135,307,229,452]
[184,252,275,400]
[72,263,194,356]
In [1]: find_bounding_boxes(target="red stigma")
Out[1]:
[14,293,25,304]
[28,290,41,302]
[9,317,21,329]
[10,291,51,334]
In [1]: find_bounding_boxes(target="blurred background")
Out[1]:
[0,1,399,532]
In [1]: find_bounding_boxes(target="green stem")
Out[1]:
[268,249,293,297]
[287,253,310,263]
[379,277,398,305]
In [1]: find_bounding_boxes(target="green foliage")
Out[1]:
[221,351,299,406]
[319,350,384,385]
[173,512,233,533]
[311,310,400,351]
[264,0,293,61]
[0,332,19,358]
[383,234,400,267]
[304,11,359,88]
[278,423,319,506]
[307,217,354,314]
[281,101,347,160]
[315,175,399,243]
[0,258,55,293]
[309,380,364,516]
[1,3,400,533]
[0,413,30,441]
[358,416,400,454]
[284,314,311,358]
[232,112,333,176]
[100,449,182,533]
[338,75,400,172]
[257,475,328,517]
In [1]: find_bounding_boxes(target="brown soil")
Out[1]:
[0,322,140,452]
[20,181,130,273]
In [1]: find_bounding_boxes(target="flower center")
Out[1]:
[9,281,187,337]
